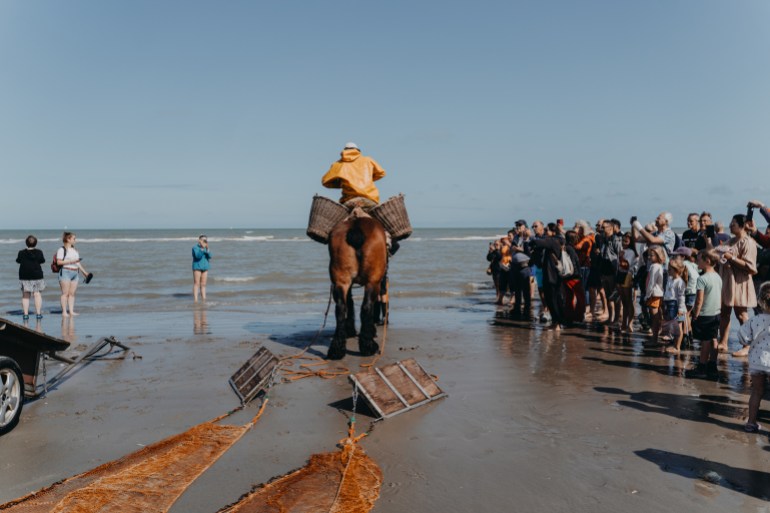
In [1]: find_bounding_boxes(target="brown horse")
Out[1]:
[326,211,388,360]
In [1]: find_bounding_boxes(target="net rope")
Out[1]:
[0,401,268,513]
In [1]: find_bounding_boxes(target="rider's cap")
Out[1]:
[344,142,359,150]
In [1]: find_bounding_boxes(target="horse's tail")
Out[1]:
[346,219,366,251]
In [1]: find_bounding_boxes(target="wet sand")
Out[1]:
[1,304,769,512]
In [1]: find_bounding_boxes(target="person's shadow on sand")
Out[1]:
[584,356,684,378]
[595,387,769,432]
[636,448,770,500]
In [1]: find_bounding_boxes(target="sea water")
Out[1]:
[0,228,504,327]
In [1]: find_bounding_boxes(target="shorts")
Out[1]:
[662,300,680,322]
[20,279,45,293]
[533,265,543,289]
[646,296,662,309]
[692,315,720,341]
[59,268,79,282]
[685,293,696,309]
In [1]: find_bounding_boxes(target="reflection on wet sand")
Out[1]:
[22,317,45,335]
[61,317,76,344]
[194,308,210,335]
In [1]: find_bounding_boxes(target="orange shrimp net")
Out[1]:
[0,403,267,513]
[218,427,382,513]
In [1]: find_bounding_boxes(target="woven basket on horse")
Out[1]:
[369,194,412,241]
[307,195,350,244]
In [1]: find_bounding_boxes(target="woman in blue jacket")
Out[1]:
[192,235,212,302]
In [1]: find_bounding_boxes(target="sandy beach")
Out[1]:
[2,299,769,512]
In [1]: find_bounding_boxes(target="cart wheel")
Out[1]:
[0,356,24,436]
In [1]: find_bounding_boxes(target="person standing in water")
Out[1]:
[16,235,46,321]
[57,232,91,317]
[192,235,212,302]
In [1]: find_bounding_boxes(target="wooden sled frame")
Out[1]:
[0,317,131,398]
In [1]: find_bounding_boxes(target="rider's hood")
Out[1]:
[339,148,361,162]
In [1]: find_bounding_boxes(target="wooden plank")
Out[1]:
[379,363,428,406]
[401,358,442,398]
[354,369,404,416]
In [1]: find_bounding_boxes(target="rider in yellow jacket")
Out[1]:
[322,142,386,210]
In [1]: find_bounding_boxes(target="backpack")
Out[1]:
[51,246,66,274]
[553,249,574,278]
[672,232,684,254]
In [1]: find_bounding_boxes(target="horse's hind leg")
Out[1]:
[345,288,357,338]
[327,285,349,360]
[359,284,381,357]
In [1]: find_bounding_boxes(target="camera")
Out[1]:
[630,216,637,224]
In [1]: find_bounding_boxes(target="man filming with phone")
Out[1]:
[745,199,770,250]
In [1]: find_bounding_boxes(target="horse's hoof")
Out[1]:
[327,347,345,360]
[326,340,346,360]
[359,340,380,357]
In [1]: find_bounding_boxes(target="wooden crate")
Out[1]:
[229,346,279,404]
[349,358,445,419]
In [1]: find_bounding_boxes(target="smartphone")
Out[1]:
[747,206,754,221]
[557,218,564,226]
[630,216,637,224]
[706,225,715,238]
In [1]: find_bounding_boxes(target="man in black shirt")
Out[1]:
[681,212,700,249]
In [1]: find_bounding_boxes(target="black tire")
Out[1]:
[0,356,24,436]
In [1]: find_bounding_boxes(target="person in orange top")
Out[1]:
[322,142,386,210]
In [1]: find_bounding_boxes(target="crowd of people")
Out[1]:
[486,201,770,432]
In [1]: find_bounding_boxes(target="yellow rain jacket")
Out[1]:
[322,148,386,204]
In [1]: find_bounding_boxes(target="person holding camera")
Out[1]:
[746,199,770,249]
[192,234,212,302]
[632,212,676,256]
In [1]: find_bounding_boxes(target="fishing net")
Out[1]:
[0,403,267,513]
[218,428,382,513]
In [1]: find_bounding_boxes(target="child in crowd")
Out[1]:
[644,246,667,345]
[738,281,770,433]
[496,238,512,305]
[686,250,723,378]
[675,247,700,338]
[663,257,687,354]
[617,232,637,333]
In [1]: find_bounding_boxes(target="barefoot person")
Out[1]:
[738,281,770,432]
[717,214,758,356]
[57,232,90,317]
[16,235,46,321]
[192,235,212,302]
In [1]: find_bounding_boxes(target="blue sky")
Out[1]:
[1,1,768,229]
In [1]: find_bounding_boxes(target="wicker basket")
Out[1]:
[307,195,349,243]
[370,194,413,241]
